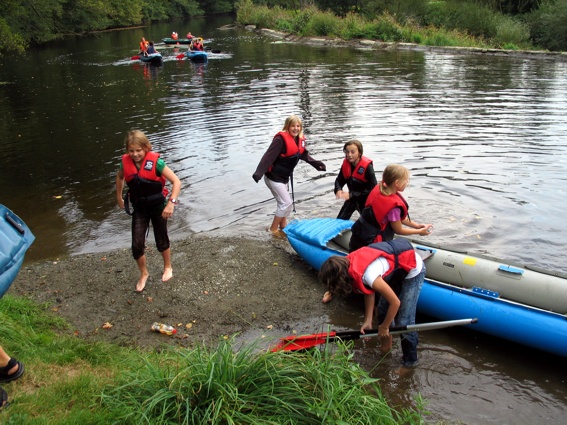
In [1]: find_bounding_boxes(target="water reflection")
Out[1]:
[1,16,567,424]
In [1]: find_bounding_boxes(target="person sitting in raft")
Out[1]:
[191,38,204,51]
[146,41,158,55]
[319,238,426,367]
[186,32,193,39]
[171,32,178,40]
[139,37,148,55]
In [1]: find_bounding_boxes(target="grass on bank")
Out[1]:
[0,295,426,424]
[235,0,536,51]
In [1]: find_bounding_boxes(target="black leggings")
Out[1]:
[131,208,169,260]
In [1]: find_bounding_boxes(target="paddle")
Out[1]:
[270,318,478,352]
[176,53,186,59]
[131,55,140,60]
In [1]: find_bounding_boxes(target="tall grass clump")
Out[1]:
[301,10,341,37]
[102,338,424,424]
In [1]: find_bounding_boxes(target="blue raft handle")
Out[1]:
[498,265,525,276]
[5,212,25,235]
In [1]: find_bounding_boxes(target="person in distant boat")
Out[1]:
[349,164,432,252]
[253,115,326,237]
[171,32,178,40]
[139,37,148,55]
[186,32,193,39]
[191,38,204,51]
[334,139,377,220]
[0,344,25,411]
[146,41,158,55]
[115,130,181,292]
[319,238,425,367]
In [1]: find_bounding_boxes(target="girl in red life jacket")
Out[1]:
[115,130,181,292]
[349,164,433,252]
[252,115,326,237]
[191,38,204,51]
[319,238,426,367]
[139,37,148,55]
[334,139,377,220]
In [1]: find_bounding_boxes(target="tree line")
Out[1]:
[1,0,566,56]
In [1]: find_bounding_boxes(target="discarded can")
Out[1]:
[151,322,177,335]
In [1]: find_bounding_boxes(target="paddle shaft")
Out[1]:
[271,318,478,352]
[341,318,478,340]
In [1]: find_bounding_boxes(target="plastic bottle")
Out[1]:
[151,322,177,335]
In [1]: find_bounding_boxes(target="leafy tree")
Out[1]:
[527,0,567,51]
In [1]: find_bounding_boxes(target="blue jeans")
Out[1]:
[377,264,425,366]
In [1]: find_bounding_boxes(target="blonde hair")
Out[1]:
[124,130,152,152]
[381,164,409,195]
[282,115,304,138]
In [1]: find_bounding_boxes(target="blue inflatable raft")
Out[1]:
[0,205,35,298]
[284,218,567,358]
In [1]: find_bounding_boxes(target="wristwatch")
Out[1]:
[169,198,177,204]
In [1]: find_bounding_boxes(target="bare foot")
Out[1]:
[322,291,333,303]
[136,274,149,292]
[162,267,173,282]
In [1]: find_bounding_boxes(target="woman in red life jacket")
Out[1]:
[115,130,181,292]
[253,115,326,237]
[191,38,204,51]
[171,32,178,40]
[139,37,148,55]
[349,164,432,252]
[334,139,377,220]
[319,238,426,367]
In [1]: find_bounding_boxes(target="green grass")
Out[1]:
[0,295,426,424]
[235,0,538,51]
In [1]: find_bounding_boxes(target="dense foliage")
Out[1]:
[1,0,566,55]
[0,0,223,56]
[239,0,567,52]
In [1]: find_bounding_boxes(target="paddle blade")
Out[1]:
[176,53,186,59]
[271,331,338,352]
[131,56,140,60]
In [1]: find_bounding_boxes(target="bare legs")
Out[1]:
[269,216,287,233]
[135,248,173,292]
[135,255,150,292]
[0,347,19,377]
[161,248,173,282]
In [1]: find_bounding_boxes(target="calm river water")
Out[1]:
[1,15,566,424]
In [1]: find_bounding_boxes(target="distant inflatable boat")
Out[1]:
[283,218,567,358]
[139,53,163,65]
[186,50,208,62]
[0,205,35,298]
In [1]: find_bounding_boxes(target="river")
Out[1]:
[1,14,566,424]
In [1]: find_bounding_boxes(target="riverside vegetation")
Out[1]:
[235,0,567,52]
[0,295,426,423]
[1,0,566,56]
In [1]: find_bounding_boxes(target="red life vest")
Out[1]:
[122,152,167,209]
[267,131,306,179]
[366,186,408,227]
[348,239,417,295]
[340,156,372,183]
